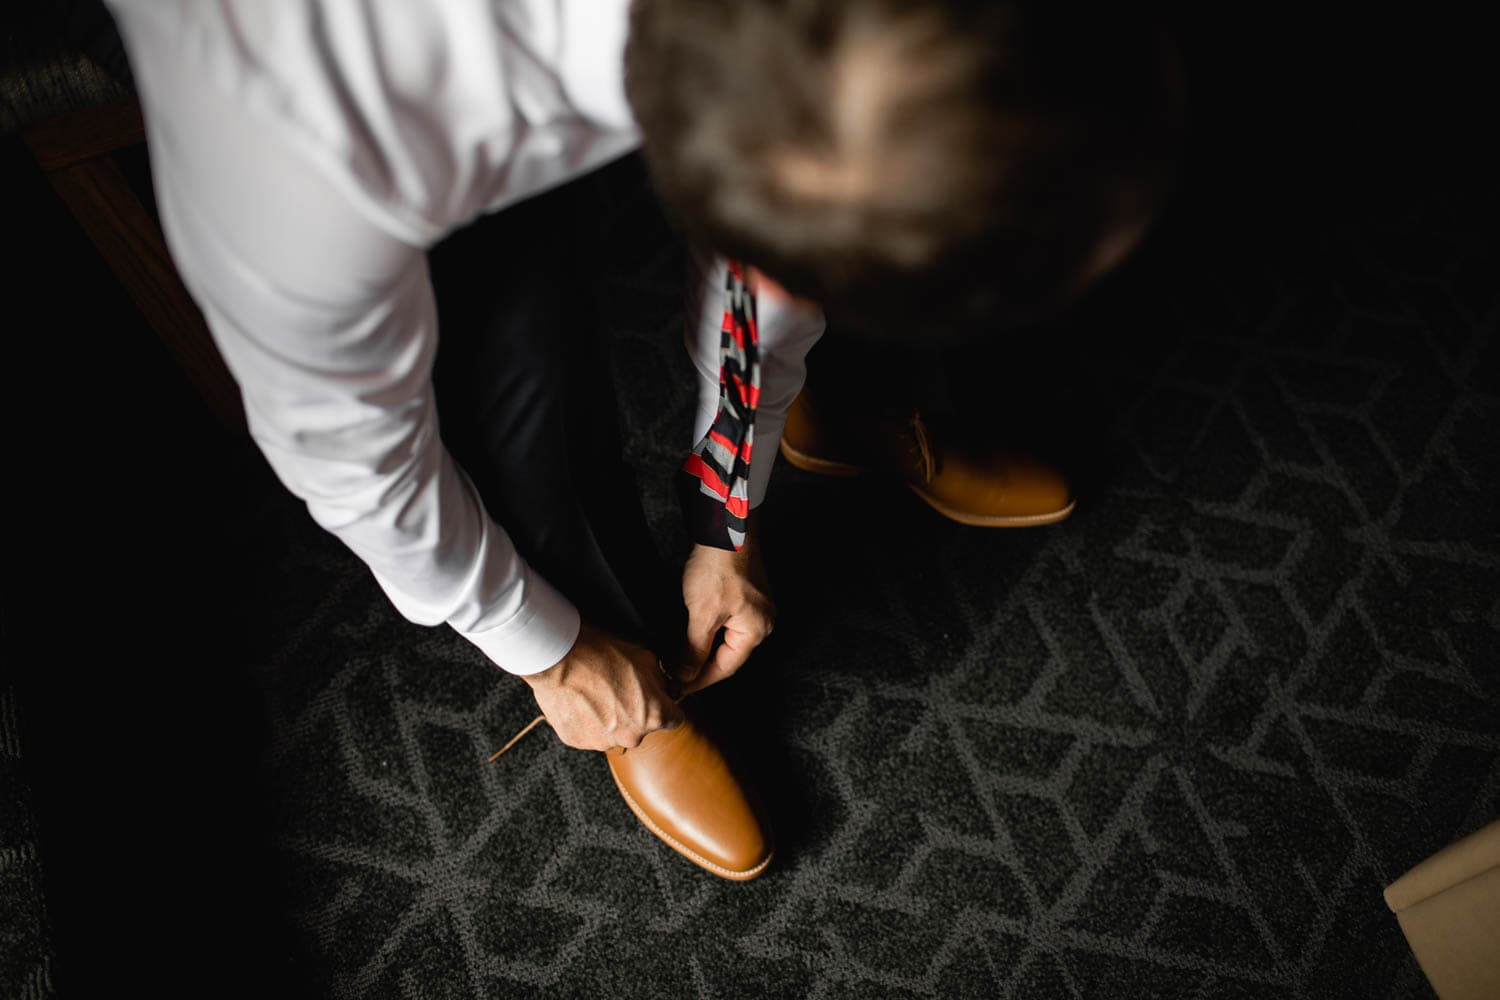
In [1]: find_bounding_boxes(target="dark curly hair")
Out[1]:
[625,0,1184,337]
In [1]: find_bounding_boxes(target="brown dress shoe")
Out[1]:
[605,713,773,881]
[780,388,1075,527]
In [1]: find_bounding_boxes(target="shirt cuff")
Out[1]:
[457,568,582,676]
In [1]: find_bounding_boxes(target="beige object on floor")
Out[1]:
[1383,818,1500,999]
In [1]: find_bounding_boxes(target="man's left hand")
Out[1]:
[678,514,776,696]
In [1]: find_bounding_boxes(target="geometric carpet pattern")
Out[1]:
[214,162,1497,998]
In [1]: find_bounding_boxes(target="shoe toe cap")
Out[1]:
[607,723,773,880]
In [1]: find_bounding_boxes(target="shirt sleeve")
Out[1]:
[685,252,827,510]
[122,21,580,675]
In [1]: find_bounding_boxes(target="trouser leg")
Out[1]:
[427,155,686,663]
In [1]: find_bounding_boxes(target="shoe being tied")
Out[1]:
[605,714,773,881]
[780,388,1075,527]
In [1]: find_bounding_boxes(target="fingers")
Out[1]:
[657,693,687,729]
[683,596,776,690]
[558,697,682,751]
[679,615,769,696]
[638,660,687,724]
[620,651,688,746]
[593,695,684,751]
[682,605,725,682]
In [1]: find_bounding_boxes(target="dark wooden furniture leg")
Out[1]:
[21,97,248,435]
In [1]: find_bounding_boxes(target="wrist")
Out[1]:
[520,659,561,689]
[522,627,585,689]
[697,510,761,558]
[690,516,769,592]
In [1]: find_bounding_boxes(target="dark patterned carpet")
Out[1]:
[5,9,1498,999]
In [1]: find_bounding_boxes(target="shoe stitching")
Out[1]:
[608,766,773,880]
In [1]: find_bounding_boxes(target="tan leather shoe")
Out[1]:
[605,714,773,881]
[780,388,1075,527]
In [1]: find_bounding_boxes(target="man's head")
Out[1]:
[625,0,1185,338]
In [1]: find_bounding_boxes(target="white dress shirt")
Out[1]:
[103,0,826,675]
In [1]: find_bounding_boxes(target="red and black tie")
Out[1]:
[678,260,760,551]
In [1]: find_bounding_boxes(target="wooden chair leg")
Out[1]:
[23,98,248,436]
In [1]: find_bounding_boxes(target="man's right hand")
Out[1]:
[521,622,686,751]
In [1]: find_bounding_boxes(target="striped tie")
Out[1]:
[678,260,760,551]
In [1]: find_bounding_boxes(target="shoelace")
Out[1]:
[488,713,548,762]
[488,658,680,762]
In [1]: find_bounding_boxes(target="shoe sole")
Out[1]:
[779,437,1077,528]
[607,764,774,881]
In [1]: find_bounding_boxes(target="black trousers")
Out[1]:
[427,154,687,663]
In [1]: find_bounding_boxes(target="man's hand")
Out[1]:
[522,622,685,751]
[678,514,776,695]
